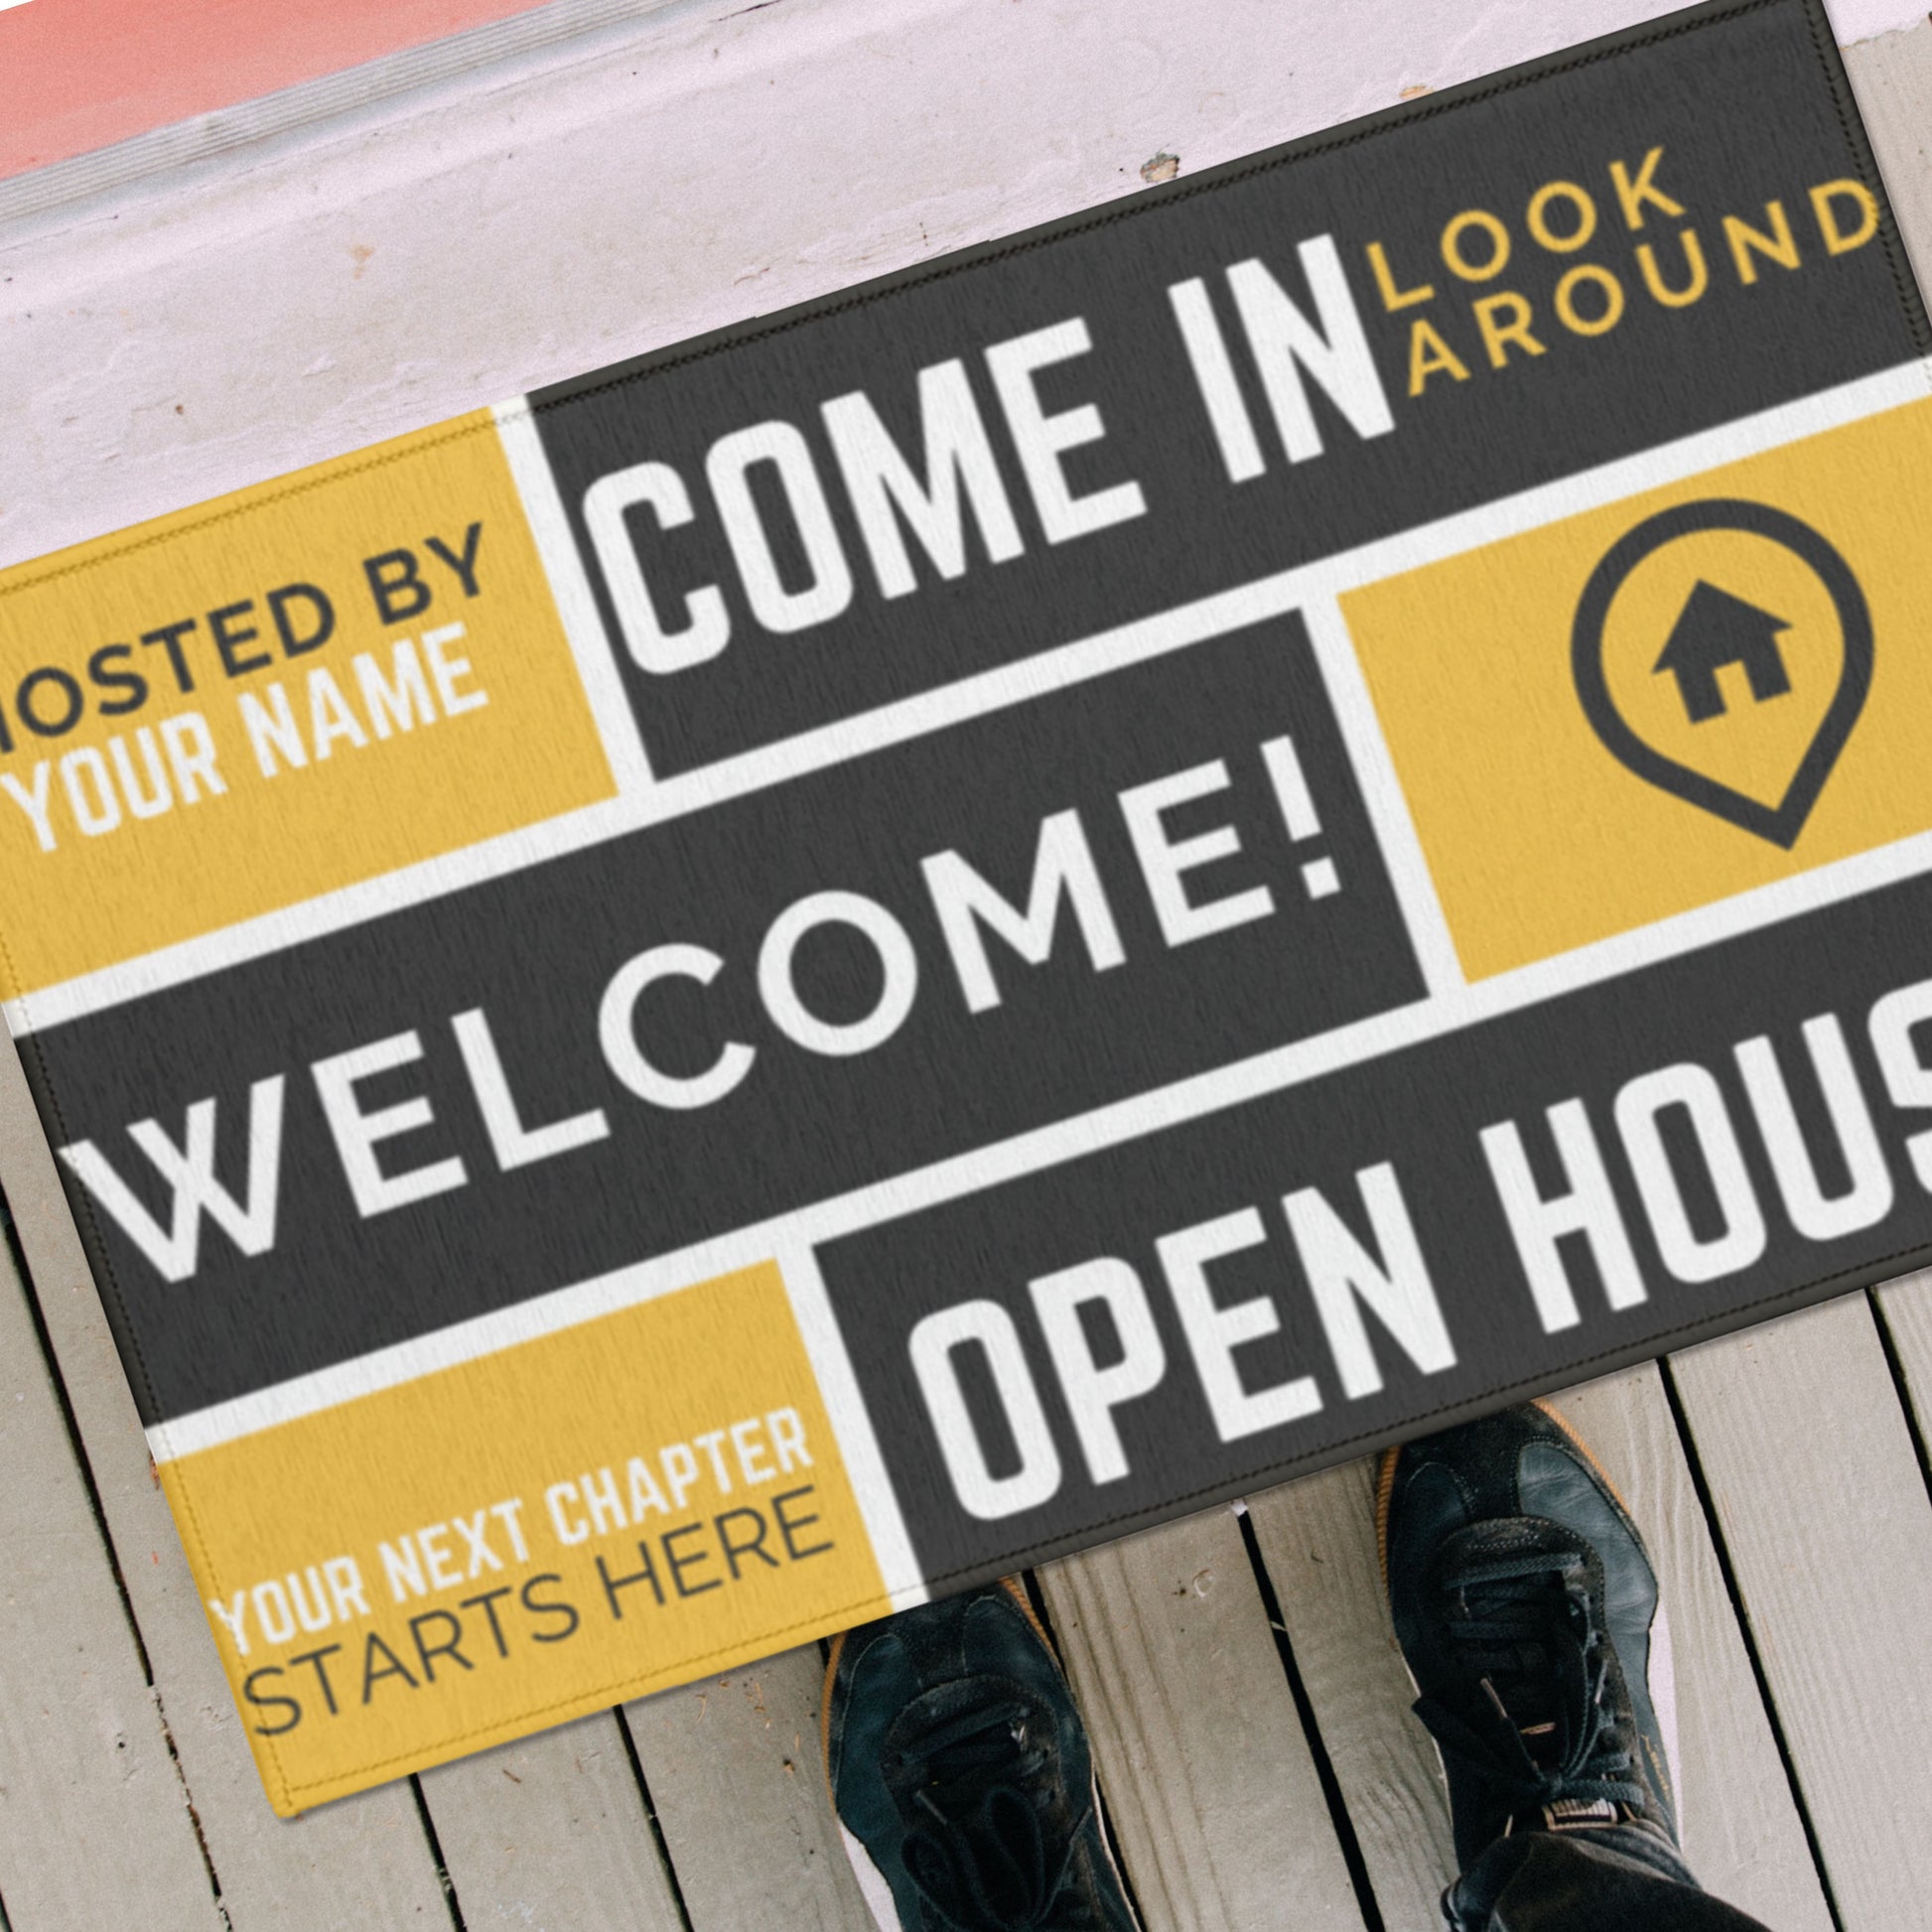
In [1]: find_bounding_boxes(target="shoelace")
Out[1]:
[888,1698,1097,1931]
[1411,1550,1646,1825]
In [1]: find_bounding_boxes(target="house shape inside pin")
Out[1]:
[1654,580,1792,724]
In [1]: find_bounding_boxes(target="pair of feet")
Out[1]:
[823,1401,1681,1931]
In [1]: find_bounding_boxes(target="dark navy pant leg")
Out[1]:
[1447,1827,1774,1931]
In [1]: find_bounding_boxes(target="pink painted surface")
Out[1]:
[0,0,558,178]
[2,0,1919,185]
[2,0,1924,570]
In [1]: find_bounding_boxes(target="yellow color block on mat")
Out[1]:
[160,1262,890,1815]
[0,414,614,999]
[1342,394,1932,981]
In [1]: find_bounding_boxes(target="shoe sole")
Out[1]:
[821,1578,1140,1931]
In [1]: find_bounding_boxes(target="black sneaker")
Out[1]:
[1378,1400,1682,1872]
[823,1580,1140,1932]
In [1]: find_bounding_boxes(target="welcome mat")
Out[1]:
[3,0,1928,1814]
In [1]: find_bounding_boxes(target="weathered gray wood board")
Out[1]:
[1847,17,1932,295]
[419,1713,686,1930]
[0,1030,455,1932]
[1669,1298,1932,1930]
[1037,1506,1366,1932]
[1872,1269,1932,1440]
[623,1642,872,1930]
[1245,1460,1453,1932]
[1556,1367,1833,1931]
[0,1234,222,1932]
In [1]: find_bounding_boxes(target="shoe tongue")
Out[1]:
[890,1678,1058,1930]
[892,1676,1030,1779]
[1430,1519,1594,1755]
[1434,1514,1590,1571]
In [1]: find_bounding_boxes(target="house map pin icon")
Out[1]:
[1571,498,1871,849]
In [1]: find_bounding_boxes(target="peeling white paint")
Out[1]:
[1832,0,1930,44]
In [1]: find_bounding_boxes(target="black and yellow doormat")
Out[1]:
[2,0,1926,1813]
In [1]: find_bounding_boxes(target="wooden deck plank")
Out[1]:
[1668,1297,1932,1929]
[1554,1367,1833,1930]
[1037,1506,1366,1932]
[1871,1268,1932,1440]
[1246,1366,1834,1931]
[1244,1459,1456,1932]
[0,1037,454,1932]
[0,1229,225,1932]
[1846,15,1932,303]
[419,1712,686,1931]
[623,1641,870,1930]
